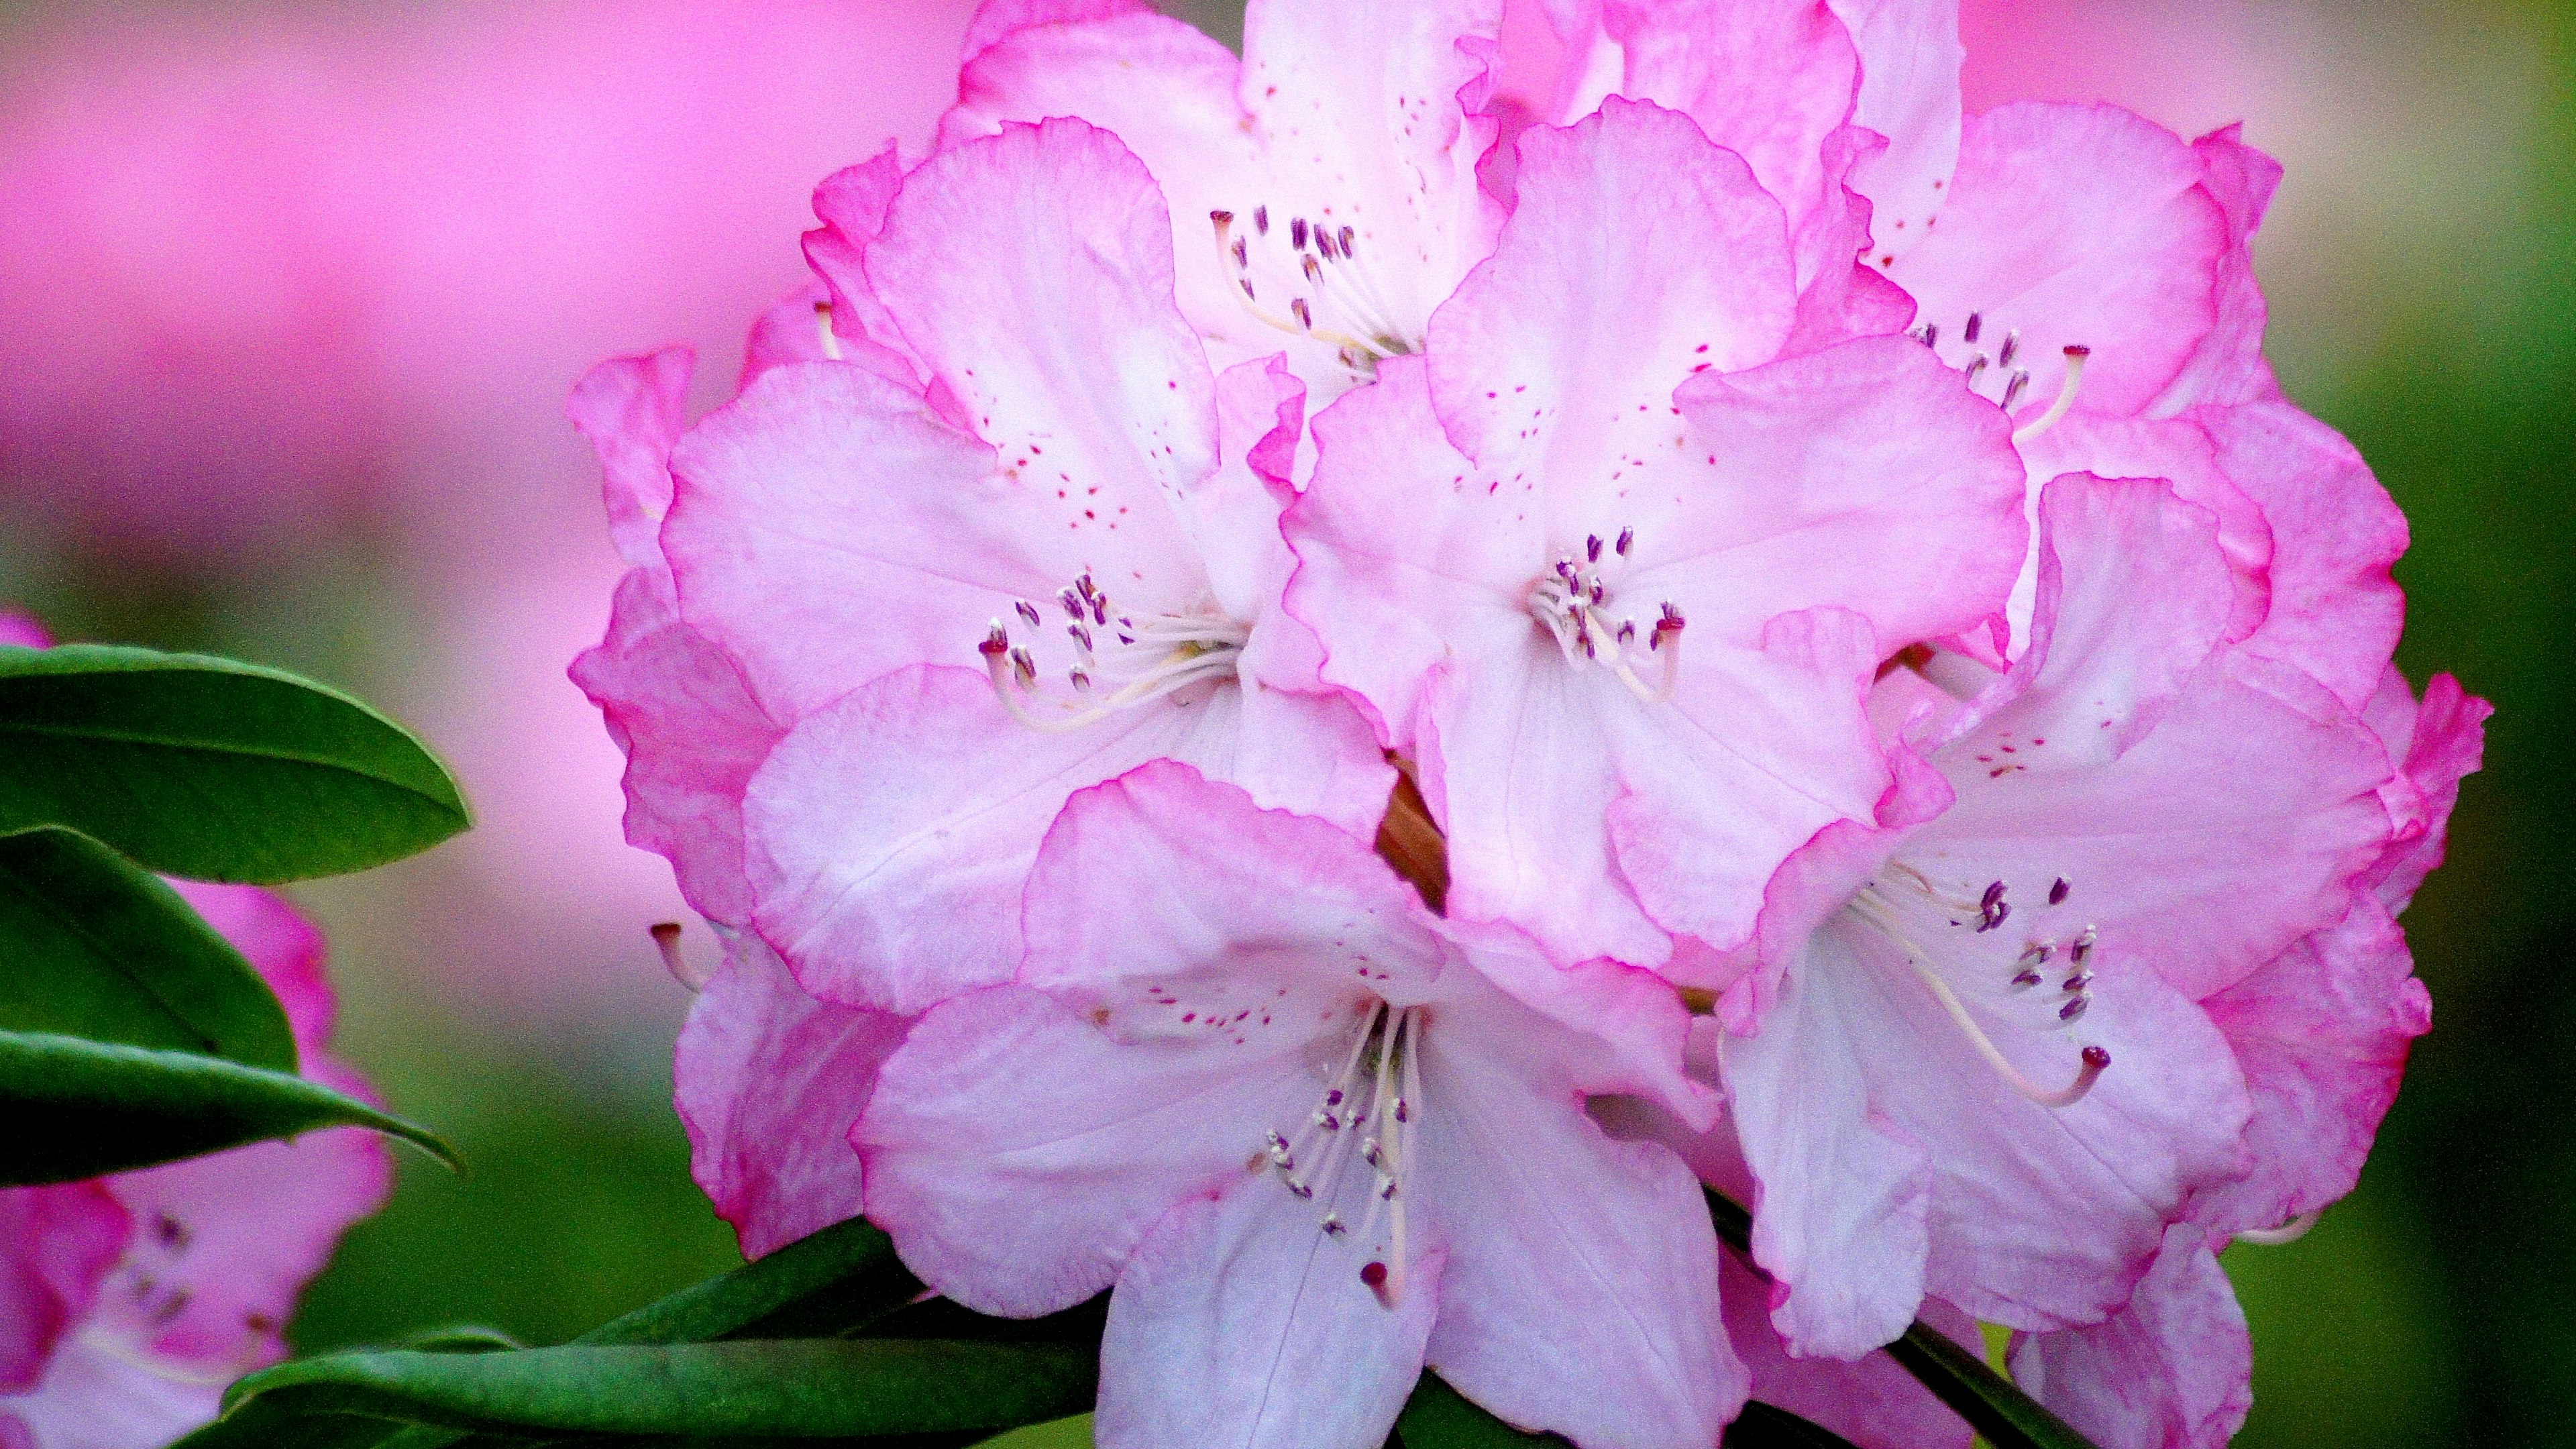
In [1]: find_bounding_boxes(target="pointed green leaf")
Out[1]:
[223,1338,1095,1438]
[0,644,470,882]
[580,1214,923,1346]
[1704,1189,2099,1449]
[1394,1371,1564,1446]
[0,826,294,1069]
[0,1030,451,1185]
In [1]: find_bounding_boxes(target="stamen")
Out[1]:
[2235,1210,2321,1247]
[811,301,844,362]
[1846,890,2112,1108]
[2010,346,2092,444]
[649,922,712,991]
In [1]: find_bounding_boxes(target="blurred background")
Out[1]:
[0,0,2563,1444]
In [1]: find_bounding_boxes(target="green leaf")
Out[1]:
[223,1338,1097,1438]
[0,644,470,882]
[1722,1401,1868,1449]
[1394,1371,1564,1446]
[0,826,294,1069]
[1703,1190,2099,1449]
[0,1030,452,1185]
[580,1215,924,1346]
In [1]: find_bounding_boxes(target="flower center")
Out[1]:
[1260,1000,1424,1309]
[1526,528,1685,704]
[1907,311,2092,444]
[1843,861,2110,1108]
[980,570,1247,733]
[1210,207,1419,381]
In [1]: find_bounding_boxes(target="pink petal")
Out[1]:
[1661,335,2028,647]
[1934,647,2398,1004]
[2202,399,2410,714]
[164,881,333,1055]
[1285,356,1544,749]
[1426,97,1796,468]
[2361,669,2488,912]
[858,985,1318,1319]
[1094,1181,1441,1449]
[864,118,1218,534]
[1722,1246,1976,1449]
[1975,475,2238,769]
[0,1336,219,1449]
[2015,414,2274,647]
[569,566,784,928]
[801,150,937,394]
[1833,0,1964,266]
[674,938,907,1260]
[101,1057,391,1373]
[2152,124,2288,415]
[662,360,1004,717]
[960,0,1157,66]
[1607,606,1896,960]
[941,9,1269,375]
[0,1185,128,1393]
[2008,1225,2251,1449]
[1417,1031,1742,1449]
[567,347,695,570]
[1022,759,1439,1015]
[1882,102,2226,419]
[1417,647,1672,968]
[1225,0,1509,370]
[1599,1,1862,296]
[745,665,1216,1014]
[1720,936,1935,1357]
[2190,894,2429,1235]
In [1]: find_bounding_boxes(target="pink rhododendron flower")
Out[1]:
[860,761,1735,1449]
[0,866,390,1449]
[661,117,1387,1014]
[1709,476,2398,1358]
[1285,97,2027,969]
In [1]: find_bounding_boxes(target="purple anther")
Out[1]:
[1015,600,1043,629]
[1616,526,1634,556]
[1964,311,1982,343]
[1587,533,1603,563]
[2059,997,2090,1022]
[2050,877,2071,905]
[1253,205,1269,234]
[1291,216,1309,250]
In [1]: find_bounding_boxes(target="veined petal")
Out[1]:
[1660,335,2027,648]
[1022,759,1444,1016]
[1426,97,1796,471]
[1721,932,1935,1358]
[675,938,906,1260]
[2191,894,2428,1235]
[859,985,1320,1320]
[1417,1030,1740,1449]
[2008,1225,2251,1449]
[1831,0,1963,264]
[1095,1180,1441,1449]
[867,117,1220,539]
[745,666,1242,1014]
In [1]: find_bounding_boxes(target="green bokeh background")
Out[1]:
[3,1,2568,1445]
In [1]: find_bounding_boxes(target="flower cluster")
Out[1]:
[576,3,2486,1447]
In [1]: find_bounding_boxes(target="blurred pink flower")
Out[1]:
[1285,98,2026,969]
[0,0,975,550]
[859,761,1732,1449]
